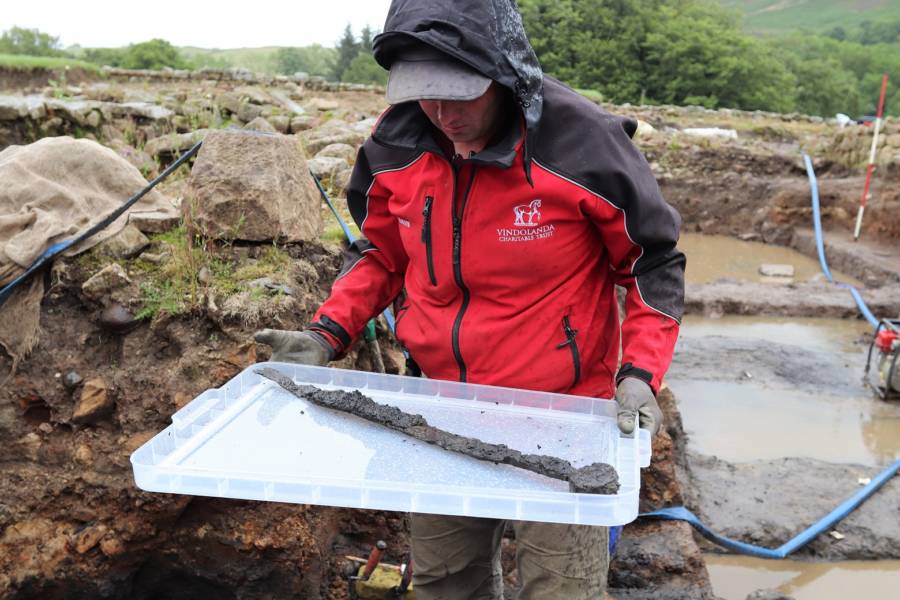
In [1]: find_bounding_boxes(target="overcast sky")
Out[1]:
[3,0,395,49]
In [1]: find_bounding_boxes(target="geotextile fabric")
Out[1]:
[0,136,176,375]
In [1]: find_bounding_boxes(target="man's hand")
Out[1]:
[615,378,663,436]
[254,329,334,366]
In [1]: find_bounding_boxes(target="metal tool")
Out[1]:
[864,319,900,400]
[384,557,414,599]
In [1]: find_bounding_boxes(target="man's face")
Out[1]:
[418,82,502,146]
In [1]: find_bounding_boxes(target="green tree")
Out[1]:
[518,0,794,112]
[333,23,360,81]
[82,47,126,67]
[0,26,65,57]
[360,25,376,53]
[342,52,388,85]
[120,39,188,70]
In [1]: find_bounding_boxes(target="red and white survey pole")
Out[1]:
[854,73,890,241]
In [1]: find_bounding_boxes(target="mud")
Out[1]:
[256,368,620,494]
[791,229,900,288]
[684,280,900,319]
[684,454,900,561]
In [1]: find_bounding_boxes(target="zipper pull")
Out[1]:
[421,196,433,243]
[557,316,579,349]
[452,217,462,265]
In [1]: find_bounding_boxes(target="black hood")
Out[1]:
[373,0,543,181]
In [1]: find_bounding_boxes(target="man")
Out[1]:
[255,0,684,597]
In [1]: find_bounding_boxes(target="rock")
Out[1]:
[82,263,132,302]
[63,371,83,392]
[72,524,108,554]
[316,142,357,163]
[187,129,322,241]
[144,130,209,161]
[99,224,150,259]
[682,127,738,140]
[746,590,795,600]
[244,116,277,133]
[334,167,353,195]
[130,211,181,234]
[635,119,656,137]
[758,263,794,278]
[140,251,170,264]
[307,97,339,112]
[98,303,140,334]
[238,101,263,123]
[350,117,378,134]
[74,444,93,465]
[268,115,291,134]
[72,378,114,424]
[301,128,366,155]
[99,536,125,558]
[308,156,348,180]
[217,91,245,114]
[290,115,316,132]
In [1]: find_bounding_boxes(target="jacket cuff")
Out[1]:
[616,363,657,394]
[308,315,352,358]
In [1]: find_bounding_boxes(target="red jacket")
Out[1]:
[311,77,684,398]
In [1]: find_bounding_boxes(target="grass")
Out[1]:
[576,88,604,103]
[0,53,101,73]
[111,224,296,320]
[178,46,281,74]
[722,0,900,34]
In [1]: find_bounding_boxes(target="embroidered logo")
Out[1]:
[498,199,555,243]
[513,199,542,227]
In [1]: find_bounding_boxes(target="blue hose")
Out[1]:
[642,459,899,559]
[803,153,879,328]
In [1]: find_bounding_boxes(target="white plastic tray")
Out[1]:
[131,363,651,525]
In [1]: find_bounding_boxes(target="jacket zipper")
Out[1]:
[557,316,581,387]
[421,195,437,285]
[451,164,477,382]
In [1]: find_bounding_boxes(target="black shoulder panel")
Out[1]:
[534,77,685,321]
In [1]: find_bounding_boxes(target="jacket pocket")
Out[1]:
[556,315,581,387]
[420,195,437,286]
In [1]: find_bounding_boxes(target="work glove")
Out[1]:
[254,329,334,366]
[615,378,663,436]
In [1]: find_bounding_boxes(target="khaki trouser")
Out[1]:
[410,513,609,599]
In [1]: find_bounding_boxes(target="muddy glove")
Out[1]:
[254,329,334,366]
[615,378,663,436]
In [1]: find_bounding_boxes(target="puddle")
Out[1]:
[679,314,871,354]
[667,379,900,465]
[680,233,861,286]
[705,555,900,600]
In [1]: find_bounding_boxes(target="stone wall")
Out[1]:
[828,118,900,168]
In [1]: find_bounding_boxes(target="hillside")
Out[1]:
[178,46,280,74]
[723,0,900,33]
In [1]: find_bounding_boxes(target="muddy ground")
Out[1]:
[2,68,899,599]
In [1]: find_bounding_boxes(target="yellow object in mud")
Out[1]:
[354,564,415,599]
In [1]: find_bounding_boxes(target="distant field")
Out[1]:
[0,54,100,72]
[179,46,280,74]
[722,0,900,33]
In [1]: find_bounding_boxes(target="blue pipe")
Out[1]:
[642,459,899,559]
[803,153,879,328]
